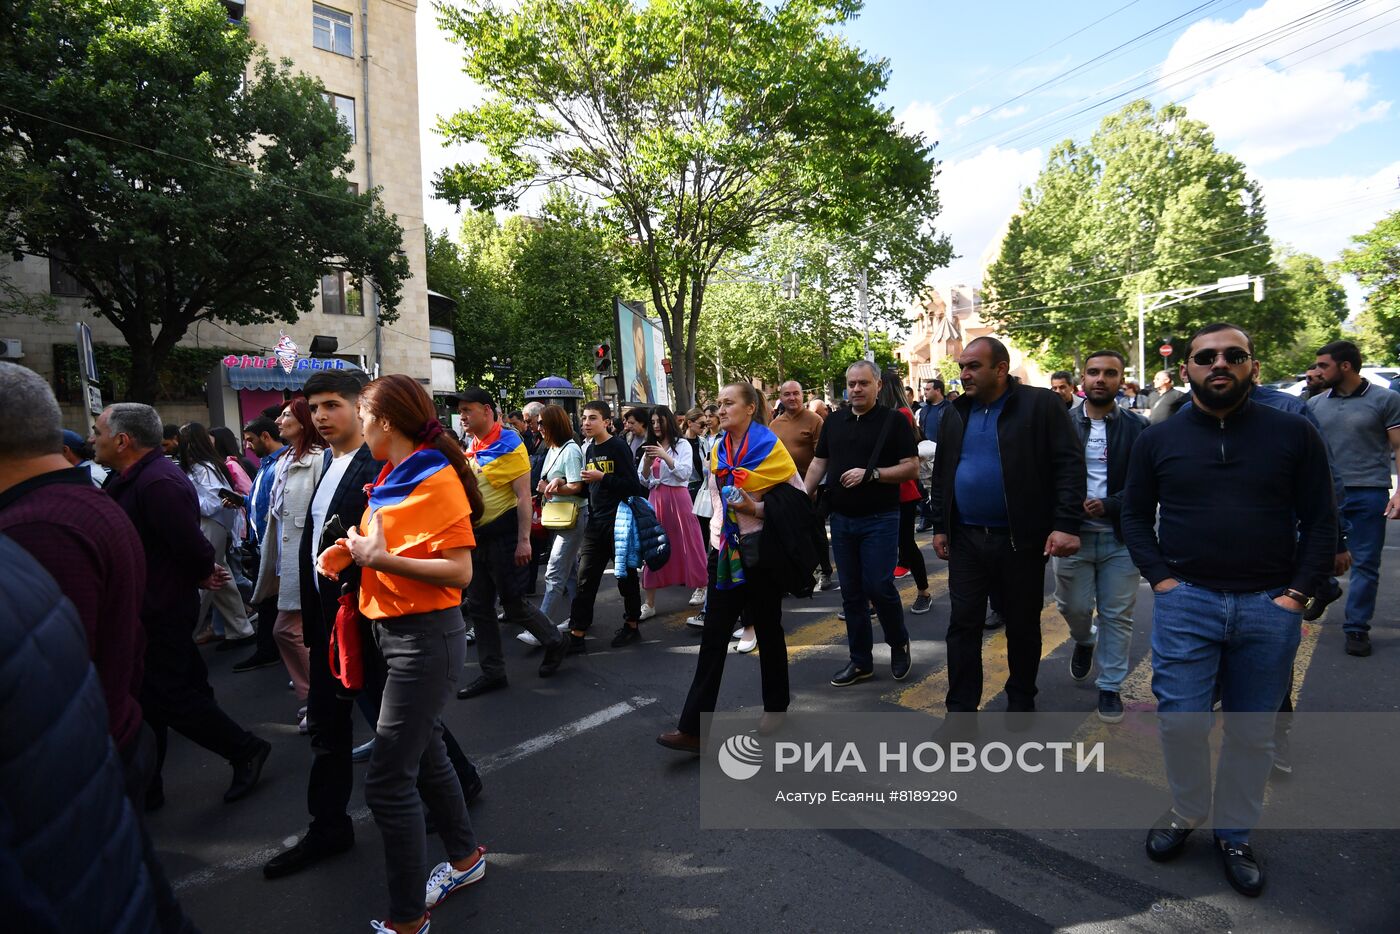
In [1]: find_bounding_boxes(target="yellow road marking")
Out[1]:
[782,568,950,659]
[888,602,1072,715]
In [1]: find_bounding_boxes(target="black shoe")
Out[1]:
[539,636,567,677]
[830,662,873,687]
[1346,631,1372,657]
[457,674,508,700]
[1070,643,1094,681]
[262,831,353,880]
[1097,690,1124,723]
[565,633,588,655]
[225,738,271,803]
[145,778,165,813]
[216,634,257,653]
[891,643,912,681]
[610,624,641,648]
[984,611,1005,631]
[1145,808,1199,862]
[232,651,281,673]
[1303,577,1342,621]
[1217,838,1264,897]
[461,772,484,805]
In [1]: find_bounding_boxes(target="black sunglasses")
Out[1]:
[1190,348,1252,366]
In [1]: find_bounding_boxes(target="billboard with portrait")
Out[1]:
[614,298,670,407]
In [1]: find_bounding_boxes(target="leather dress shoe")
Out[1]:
[538,637,567,677]
[224,738,271,803]
[1217,838,1264,897]
[263,831,353,879]
[457,674,508,700]
[1145,808,1199,862]
[656,730,701,754]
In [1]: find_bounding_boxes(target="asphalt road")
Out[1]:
[152,539,1400,933]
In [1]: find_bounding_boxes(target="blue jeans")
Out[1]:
[1341,486,1388,634]
[1053,530,1140,692]
[1151,581,1301,844]
[830,510,908,670]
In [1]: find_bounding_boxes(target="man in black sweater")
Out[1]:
[1122,323,1336,899]
[929,337,1086,714]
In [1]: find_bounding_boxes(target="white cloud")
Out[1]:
[897,100,944,145]
[990,105,1028,121]
[932,144,1045,287]
[1159,0,1400,163]
[954,105,990,128]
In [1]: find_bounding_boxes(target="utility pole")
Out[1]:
[857,268,872,361]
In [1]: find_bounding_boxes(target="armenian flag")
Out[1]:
[466,423,531,487]
[365,448,470,556]
[712,422,797,590]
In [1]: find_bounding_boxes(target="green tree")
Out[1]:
[434,0,944,410]
[984,100,1276,378]
[0,0,408,401]
[1265,249,1347,379]
[1340,209,1400,364]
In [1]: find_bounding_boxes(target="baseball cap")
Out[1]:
[62,429,88,451]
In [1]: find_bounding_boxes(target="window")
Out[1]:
[48,247,83,297]
[312,4,353,56]
[321,270,363,316]
[323,92,356,142]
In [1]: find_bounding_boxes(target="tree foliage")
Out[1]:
[1340,209,1400,366]
[0,0,408,401]
[434,0,945,409]
[1267,249,1347,379]
[984,100,1285,376]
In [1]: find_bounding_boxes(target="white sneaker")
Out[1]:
[686,615,706,629]
[688,587,706,606]
[639,604,656,621]
[737,634,758,653]
[371,918,428,933]
[424,846,486,909]
[517,631,541,647]
[731,627,744,640]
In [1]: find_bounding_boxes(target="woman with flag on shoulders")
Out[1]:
[321,374,487,934]
[657,381,803,754]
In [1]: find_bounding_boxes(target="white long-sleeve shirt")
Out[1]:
[637,442,693,489]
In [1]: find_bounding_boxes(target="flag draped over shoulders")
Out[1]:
[711,423,797,590]
[466,422,531,487]
[365,448,470,556]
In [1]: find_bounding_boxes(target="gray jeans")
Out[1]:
[366,609,478,922]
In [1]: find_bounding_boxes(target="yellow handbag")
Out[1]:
[540,499,579,530]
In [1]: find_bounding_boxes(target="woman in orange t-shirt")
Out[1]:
[337,374,487,934]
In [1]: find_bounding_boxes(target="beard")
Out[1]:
[1084,386,1116,405]
[1188,371,1252,411]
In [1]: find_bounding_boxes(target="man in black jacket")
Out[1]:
[1122,323,1335,897]
[1051,350,1147,724]
[930,337,1085,713]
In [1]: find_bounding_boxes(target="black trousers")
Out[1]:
[568,519,641,631]
[120,724,199,934]
[813,510,833,577]
[304,611,478,843]
[897,501,928,591]
[140,617,257,790]
[944,525,1047,712]
[253,594,279,659]
[466,511,561,679]
[678,552,789,735]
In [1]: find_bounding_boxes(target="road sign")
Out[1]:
[1158,343,1173,357]
[75,322,102,423]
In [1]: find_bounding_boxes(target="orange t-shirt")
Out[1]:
[357,463,476,620]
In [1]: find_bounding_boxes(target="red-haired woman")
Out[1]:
[327,374,487,934]
[251,397,324,727]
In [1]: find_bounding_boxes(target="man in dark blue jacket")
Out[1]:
[97,403,270,810]
[1122,323,1336,898]
[232,415,286,673]
[1051,350,1147,725]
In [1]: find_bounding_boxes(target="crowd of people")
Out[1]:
[0,320,1392,929]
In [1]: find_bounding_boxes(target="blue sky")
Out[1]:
[417,0,1400,311]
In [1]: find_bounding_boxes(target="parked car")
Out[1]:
[1280,367,1397,396]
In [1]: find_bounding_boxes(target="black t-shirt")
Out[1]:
[814,403,917,517]
[582,435,640,526]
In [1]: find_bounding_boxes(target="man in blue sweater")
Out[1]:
[1121,323,1336,898]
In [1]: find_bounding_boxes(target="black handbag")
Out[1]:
[738,531,763,569]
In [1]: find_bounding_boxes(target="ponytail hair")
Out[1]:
[359,374,485,521]
[723,381,769,426]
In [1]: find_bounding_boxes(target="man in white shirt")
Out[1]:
[62,429,108,486]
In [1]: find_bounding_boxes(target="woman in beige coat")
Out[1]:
[253,398,323,729]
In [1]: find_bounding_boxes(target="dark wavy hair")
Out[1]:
[210,425,258,478]
[177,422,233,487]
[644,404,680,449]
[359,374,484,520]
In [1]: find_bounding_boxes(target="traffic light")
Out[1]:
[594,342,612,374]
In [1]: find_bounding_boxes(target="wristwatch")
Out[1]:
[871,468,882,483]
[1282,588,1312,609]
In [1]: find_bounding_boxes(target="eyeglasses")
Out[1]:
[1190,348,1252,367]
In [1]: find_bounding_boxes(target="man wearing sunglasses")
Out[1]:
[1121,323,1336,898]
[1307,339,1400,658]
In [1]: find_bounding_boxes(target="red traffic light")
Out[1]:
[594,342,612,373]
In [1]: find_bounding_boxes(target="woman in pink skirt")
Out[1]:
[637,405,709,618]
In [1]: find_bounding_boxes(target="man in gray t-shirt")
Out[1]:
[1308,340,1400,657]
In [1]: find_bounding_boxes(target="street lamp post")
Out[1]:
[1135,275,1265,379]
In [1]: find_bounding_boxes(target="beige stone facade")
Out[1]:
[0,0,431,426]
[894,283,1048,390]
